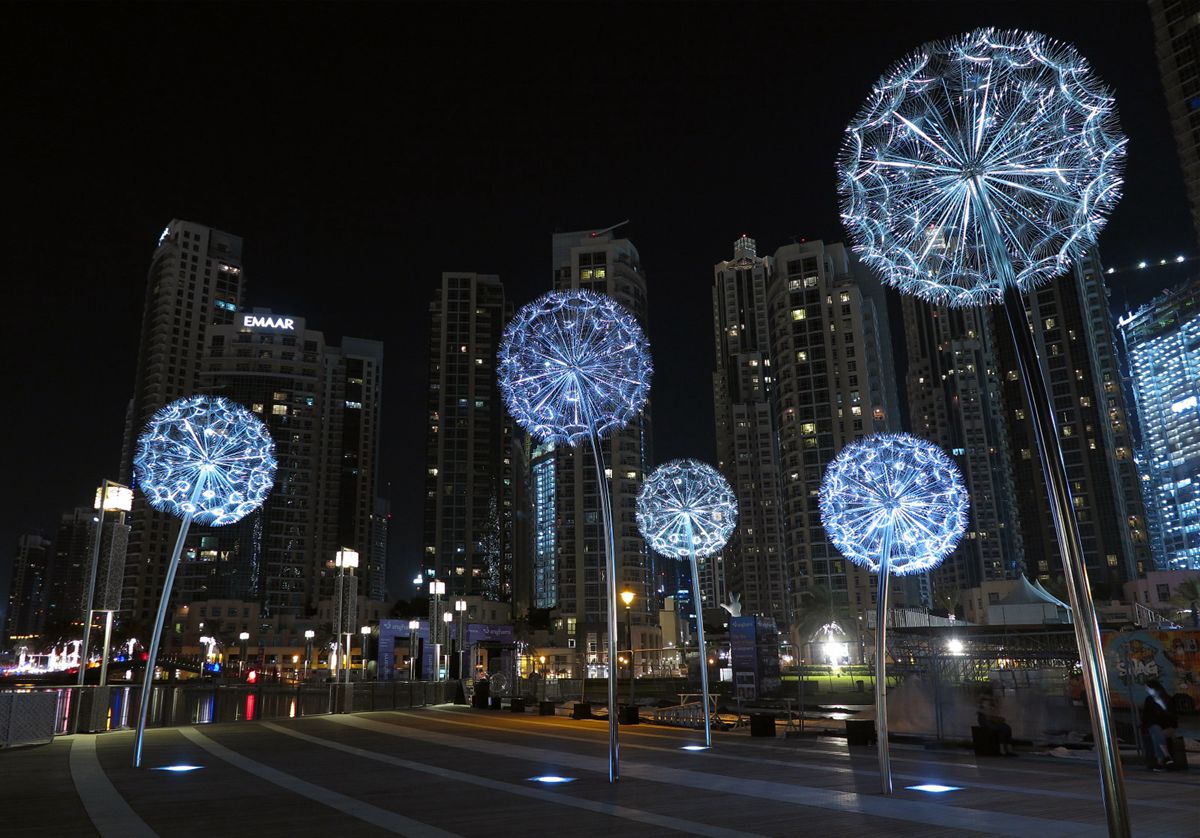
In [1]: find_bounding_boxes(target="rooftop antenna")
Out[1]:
[590,220,630,238]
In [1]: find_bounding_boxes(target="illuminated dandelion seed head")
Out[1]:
[819,434,968,575]
[838,28,1126,307]
[637,460,737,559]
[134,396,277,526]
[498,290,652,446]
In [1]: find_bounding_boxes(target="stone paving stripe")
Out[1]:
[425,710,1196,812]
[262,721,767,838]
[68,735,158,838]
[177,726,459,838]
[342,713,1108,838]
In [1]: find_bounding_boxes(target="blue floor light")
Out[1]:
[906,784,961,794]
[529,775,576,784]
[153,764,204,773]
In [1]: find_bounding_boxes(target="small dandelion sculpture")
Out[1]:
[838,29,1131,828]
[820,434,967,794]
[131,396,276,768]
[498,289,651,782]
[637,459,737,749]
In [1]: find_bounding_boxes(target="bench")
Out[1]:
[971,725,1002,756]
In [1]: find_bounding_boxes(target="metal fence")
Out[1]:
[0,680,454,737]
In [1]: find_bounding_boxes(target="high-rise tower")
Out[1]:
[901,298,1024,593]
[1120,275,1200,570]
[182,310,383,615]
[120,221,246,624]
[1150,0,1200,247]
[549,228,653,668]
[993,255,1152,589]
[711,235,786,625]
[422,273,515,601]
[767,240,900,631]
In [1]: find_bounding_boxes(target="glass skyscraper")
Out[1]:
[1121,277,1200,570]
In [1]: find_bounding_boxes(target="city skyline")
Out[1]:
[5,3,1198,604]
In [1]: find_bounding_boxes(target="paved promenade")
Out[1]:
[5,704,1197,837]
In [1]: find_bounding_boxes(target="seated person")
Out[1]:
[977,688,1016,756]
[1141,679,1178,771]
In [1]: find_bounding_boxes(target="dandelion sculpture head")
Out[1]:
[838,28,1127,307]
[498,290,652,446]
[819,434,968,575]
[636,460,737,559]
[134,395,277,526]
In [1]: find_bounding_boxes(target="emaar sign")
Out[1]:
[243,315,295,330]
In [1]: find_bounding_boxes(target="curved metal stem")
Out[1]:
[685,519,711,749]
[585,417,620,783]
[971,178,1130,837]
[875,525,894,795]
[133,506,196,768]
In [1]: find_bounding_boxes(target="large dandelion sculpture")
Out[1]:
[499,289,651,782]
[820,434,967,795]
[838,28,1130,827]
[131,396,276,767]
[636,459,737,749]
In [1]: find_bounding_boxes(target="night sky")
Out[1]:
[4,2,1194,611]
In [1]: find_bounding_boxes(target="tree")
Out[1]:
[792,584,852,662]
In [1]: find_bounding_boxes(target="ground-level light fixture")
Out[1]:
[907,784,961,794]
[154,765,204,773]
[528,775,575,784]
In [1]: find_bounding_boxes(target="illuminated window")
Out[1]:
[791,309,806,321]
[272,405,288,416]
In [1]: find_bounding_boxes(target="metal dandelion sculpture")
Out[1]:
[820,434,967,794]
[838,29,1131,829]
[498,289,651,782]
[131,396,276,767]
[637,459,737,749]
[838,28,1126,308]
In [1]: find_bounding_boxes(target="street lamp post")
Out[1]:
[454,599,467,680]
[78,481,131,689]
[428,579,445,679]
[335,549,359,686]
[442,612,453,682]
[408,619,420,680]
[360,626,371,682]
[303,630,314,681]
[239,632,249,677]
[620,590,635,705]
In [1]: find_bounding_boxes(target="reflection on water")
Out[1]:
[8,680,447,735]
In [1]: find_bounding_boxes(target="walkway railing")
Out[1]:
[1,680,455,736]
